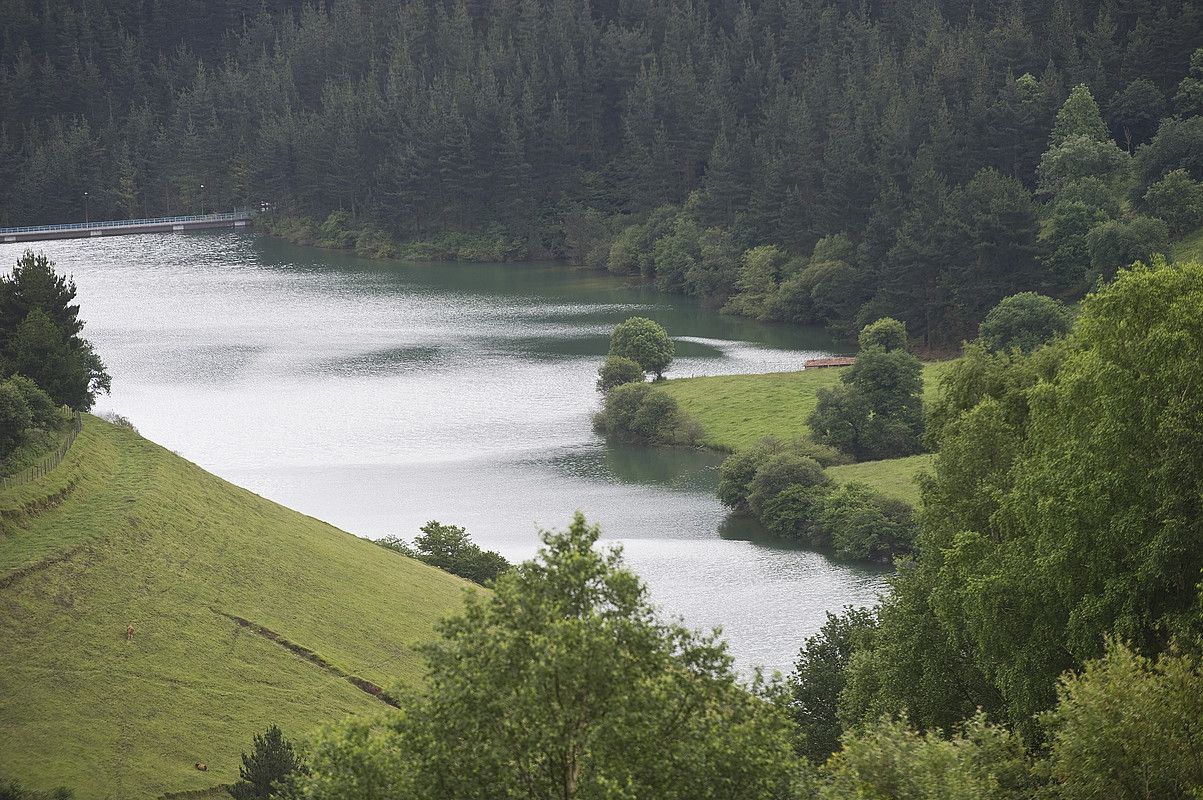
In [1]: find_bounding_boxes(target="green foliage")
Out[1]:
[1041,641,1203,800]
[299,514,805,800]
[1037,134,1131,198]
[1144,169,1203,237]
[1134,117,1203,196]
[745,453,829,519]
[1174,48,1203,117]
[788,607,876,764]
[608,317,674,379]
[595,355,644,393]
[1049,84,1109,148]
[817,483,917,561]
[847,258,1203,737]
[821,714,1035,800]
[0,382,32,456]
[1085,216,1169,279]
[978,293,1072,354]
[408,522,510,587]
[229,725,306,800]
[0,375,59,462]
[0,252,109,410]
[593,383,700,446]
[857,317,908,352]
[809,323,925,461]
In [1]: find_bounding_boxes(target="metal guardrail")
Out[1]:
[0,211,253,236]
[0,412,83,490]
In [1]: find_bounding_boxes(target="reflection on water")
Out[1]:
[0,231,884,674]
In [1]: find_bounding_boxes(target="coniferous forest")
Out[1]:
[4,0,1203,342]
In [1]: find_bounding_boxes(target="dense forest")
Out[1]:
[2,0,1203,341]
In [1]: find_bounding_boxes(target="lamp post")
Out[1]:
[84,191,89,224]
[200,183,205,215]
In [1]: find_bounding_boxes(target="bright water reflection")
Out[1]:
[0,231,887,674]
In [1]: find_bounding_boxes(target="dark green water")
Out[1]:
[0,231,887,673]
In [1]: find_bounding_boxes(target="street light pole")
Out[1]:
[84,191,89,224]
[200,183,205,215]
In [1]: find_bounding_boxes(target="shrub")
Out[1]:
[789,607,877,764]
[1041,641,1203,800]
[593,383,700,446]
[717,439,783,510]
[817,483,917,561]
[1144,168,1203,236]
[746,454,829,518]
[857,317,908,352]
[596,355,644,392]
[0,381,32,456]
[1085,216,1169,279]
[229,725,307,800]
[759,483,830,541]
[978,292,1072,353]
[5,375,59,430]
[608,317,674,378]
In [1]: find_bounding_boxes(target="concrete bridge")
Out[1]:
[0,211,254,243]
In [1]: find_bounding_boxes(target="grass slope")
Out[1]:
[658,361,954,503]
[0,416,471,799]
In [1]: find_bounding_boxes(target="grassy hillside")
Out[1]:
[0,416,471,799]
[657,361,954,503]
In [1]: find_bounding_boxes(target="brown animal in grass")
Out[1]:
[126,624,135,642]
[195,762,207,771]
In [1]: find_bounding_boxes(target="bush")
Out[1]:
[5,375,58,430]
[857,317,908,352]
[746,453,829,518]
[978,292,1072,353]
[0,381,32,456]
[596,355,644,392]
[717,439,783,510]
[229,724,307,800]
[1085,216,1169,279]
[593,383,700,446]
[1041,641,1203,800]
[789,607,877,764]
[608,317,674,378]
[1144,168,1203,236]
[759,483,830,541]
[817,483,917,561]
[378,522,510,586]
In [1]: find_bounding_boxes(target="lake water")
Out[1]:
[0,231,887,674]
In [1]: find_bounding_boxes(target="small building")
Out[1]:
[803,356,857,369]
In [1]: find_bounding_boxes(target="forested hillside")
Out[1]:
[3,0,1202,342]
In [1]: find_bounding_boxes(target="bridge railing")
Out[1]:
[0,211,254,236]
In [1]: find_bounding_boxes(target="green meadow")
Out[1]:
[0,416,471,799]
[657,361,955,503]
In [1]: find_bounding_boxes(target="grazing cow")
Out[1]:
[195,762,207,772]
[126,624,135,642]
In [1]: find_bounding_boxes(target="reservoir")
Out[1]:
[0,231,887,674]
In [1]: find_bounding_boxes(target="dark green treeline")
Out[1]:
[2,0,1201,342]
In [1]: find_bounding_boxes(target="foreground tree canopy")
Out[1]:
[838,257,1203,736]
[301,512,802,800]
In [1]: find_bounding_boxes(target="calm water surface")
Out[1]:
[1,231,887,673]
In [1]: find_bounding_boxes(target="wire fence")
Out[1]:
[0,412,83,491]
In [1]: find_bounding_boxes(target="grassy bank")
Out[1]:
[0,416,471,799]
[657,361,954,503]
